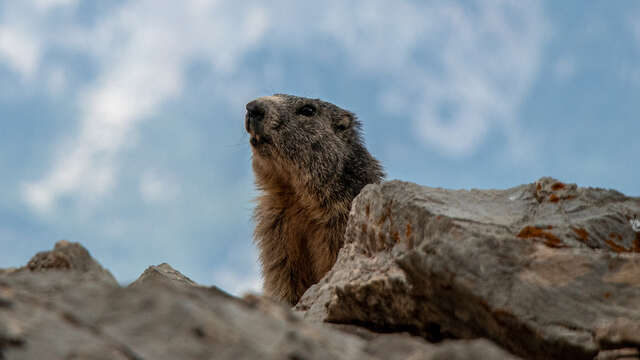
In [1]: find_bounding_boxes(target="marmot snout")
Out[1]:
[246,94,384,305]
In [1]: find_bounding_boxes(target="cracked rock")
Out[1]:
[296,178,640,360]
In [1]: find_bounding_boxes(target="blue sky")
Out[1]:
[1,0,639,295]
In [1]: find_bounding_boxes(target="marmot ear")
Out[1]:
[334,113,353,131]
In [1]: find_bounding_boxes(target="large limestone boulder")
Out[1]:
[297,178,640,360]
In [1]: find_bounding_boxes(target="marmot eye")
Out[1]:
[297,104,316,117]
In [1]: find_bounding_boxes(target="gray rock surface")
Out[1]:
[296,178,640,360]
[0,242,516,360]
[25,240,118,285]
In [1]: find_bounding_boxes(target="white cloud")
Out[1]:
[227,0,548,157]
[17,0,270,215]
[13,0,548,214]
[45,66,67,94]
[0,1,79,79]
[0,25,40,78]
[212,266,262,296]
[22,146,116,215]
[139,170,181,204]
[322,1,548,157]
[33,0,77,11]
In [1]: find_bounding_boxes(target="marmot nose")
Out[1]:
[246,100,265,120]
[246,100,266,134]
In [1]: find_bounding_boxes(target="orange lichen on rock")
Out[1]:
[551,182,565,191]
[547,194,575,203]
[605,239,628,253]
[571,227,589,244]
[604,234,640,253]
[604,239,635,253]
[517,226,565,248]
[406,223,412,238]
[392,231,400,243]
[377,205,392,226]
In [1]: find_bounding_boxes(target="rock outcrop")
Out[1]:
[2,177,639,359]
[0,241,515,359]
[296,178,640,359]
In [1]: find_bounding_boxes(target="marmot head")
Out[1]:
[245,94,383,200]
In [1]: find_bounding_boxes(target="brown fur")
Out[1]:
[246,94,384,305]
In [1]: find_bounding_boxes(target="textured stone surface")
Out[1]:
[128,263,198,288]
[296,178,640,360]
[0,242,516,360]
[595,318,640,354]
[25,240,118,285]
[363,336,519,360]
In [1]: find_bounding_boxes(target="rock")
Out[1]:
[128,262,234,300]
[129,262,238,304]
[594,348,640,360]
[363,335,519,360]
[129,263,197,288]
[595,318,640,356]
[0,268,18,277]
[23,240,117,286]
[0,242,516,360]
[0,245,368,359]
[296,178,640,360]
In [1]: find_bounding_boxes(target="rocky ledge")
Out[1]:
[2,177,639,359]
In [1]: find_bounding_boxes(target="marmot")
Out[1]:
[245,94,384,305]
